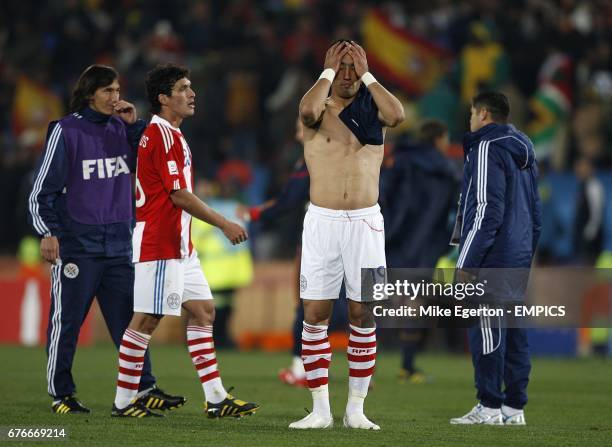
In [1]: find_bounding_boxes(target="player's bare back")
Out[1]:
[303,99,384,210]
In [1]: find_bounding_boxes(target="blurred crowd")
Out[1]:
[1,0,611,263]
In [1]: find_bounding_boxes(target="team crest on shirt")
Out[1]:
[167,160,178,175]
[167,293,181,309]
[63,263,79,279]
[300,275,307,292]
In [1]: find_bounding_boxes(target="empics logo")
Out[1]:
[82,155,130,180]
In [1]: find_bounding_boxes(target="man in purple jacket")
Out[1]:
[28,65,184,415]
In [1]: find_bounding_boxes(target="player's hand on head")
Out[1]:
[40,235,60,264]
[324,40,348,73]
[347,41,369,78]
[114,100,137,124]
[222,220,248,245]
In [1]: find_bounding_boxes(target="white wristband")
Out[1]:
[319,68,336,83]
[361,72,377,87]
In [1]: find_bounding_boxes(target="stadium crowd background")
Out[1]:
[0,0,611,264]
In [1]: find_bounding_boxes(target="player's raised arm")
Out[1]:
[170,188,248,245]
[346,42,405,128]
[299,41,348,127]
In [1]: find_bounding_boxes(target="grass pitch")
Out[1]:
[0,345,611,446]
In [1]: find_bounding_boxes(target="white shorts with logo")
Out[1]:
[300,203,386,302]
[134,251,213,316]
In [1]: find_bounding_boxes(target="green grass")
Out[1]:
[0,345,611,446]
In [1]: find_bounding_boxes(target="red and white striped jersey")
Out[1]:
[132,114,194,262]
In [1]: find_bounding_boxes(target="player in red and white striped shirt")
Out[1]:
[111,63,259,418]
[131,111,195,262]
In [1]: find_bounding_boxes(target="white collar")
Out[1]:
[151,114,181,133]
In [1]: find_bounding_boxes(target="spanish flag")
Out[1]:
[12,75,64,149]
[362,10,452,95]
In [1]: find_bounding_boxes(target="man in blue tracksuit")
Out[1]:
[28,65,184,414]
[449,92,541,425]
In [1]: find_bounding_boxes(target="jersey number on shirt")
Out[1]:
[135,177,145,208]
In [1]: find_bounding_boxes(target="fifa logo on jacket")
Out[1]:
[82,155,130,180]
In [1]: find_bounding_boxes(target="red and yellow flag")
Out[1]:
[12,75,64,149]
[362,10,452,95]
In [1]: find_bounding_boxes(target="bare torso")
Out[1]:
[303,100,384,210]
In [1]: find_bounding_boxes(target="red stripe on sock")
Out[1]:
[117,379,140,390]
[187,337,213,346]
[121,340,146,351]
[195,358,218,371]
[301,347,332,356]
[348,341,377,349]
[199,370,220,383]
[307,377,328,388]
[119,367,142,377]
[301,338,328,346]
[119,352,144,363]
[349,367,376,378]
[350,329,376,338]
[190,348,216,357]
[303,358,330,372]
[347,353,377,362]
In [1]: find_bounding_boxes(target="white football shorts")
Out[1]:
[300,203,386,301]
[134,251,213,316]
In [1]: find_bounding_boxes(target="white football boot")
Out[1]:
[502,405,526,425]
[289,412,333,429]
[450,403,503,425]
[343,413,380,430]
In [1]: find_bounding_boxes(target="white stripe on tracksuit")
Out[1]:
[457,141,499,354]
[480,305,491,354]
[46,263,62,396]
[457,140,489,268]
[28,123,63,236]
[479,305,501,355]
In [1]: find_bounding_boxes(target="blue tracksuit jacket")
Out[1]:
[457,123,542,269]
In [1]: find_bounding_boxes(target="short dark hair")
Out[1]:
[418,119,448,146]
[70,65,118,113]
[145,63,190,114]
[472,91,510,122]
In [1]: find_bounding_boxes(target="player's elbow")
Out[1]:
[170,189,189,210]
[299,102,319,127]
[386,106,405,128]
